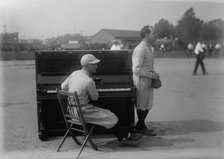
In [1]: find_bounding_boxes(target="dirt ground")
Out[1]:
[0,57,224,159]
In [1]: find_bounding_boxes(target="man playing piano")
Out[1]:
[132,25,160,136]
[61,54,142,146]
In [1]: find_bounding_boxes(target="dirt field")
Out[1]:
[0,57,224,159]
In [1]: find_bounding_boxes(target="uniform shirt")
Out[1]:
[160,44,165,49]
[215,43,221,49]
[61,69,98,105]
[132,40,154,85]
[194,42,204,54]
[132,40,154,109]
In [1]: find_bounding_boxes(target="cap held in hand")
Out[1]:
[151,78,162,89]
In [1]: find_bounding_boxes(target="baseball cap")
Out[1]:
[80,54,100,66]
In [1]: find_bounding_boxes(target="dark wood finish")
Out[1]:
[35,50,136,141]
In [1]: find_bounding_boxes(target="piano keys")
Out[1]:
[35,50,136,140]
[46,88,132,93]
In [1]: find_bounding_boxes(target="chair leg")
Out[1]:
[87,126,98,150]
[76,126,98,159]
[76,134,90,159]
[56,129,69,152]
[70,130,81,145]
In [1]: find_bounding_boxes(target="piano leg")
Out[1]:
[37,100,47,141]
[129,97,136,132]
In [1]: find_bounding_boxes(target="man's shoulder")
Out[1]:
[134,42,145,52]
[70,70,80,76]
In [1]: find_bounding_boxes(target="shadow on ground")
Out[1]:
[150,120,224,136]
[3,115,224,152]
[96,119,224,151]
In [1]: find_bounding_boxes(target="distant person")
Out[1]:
[192,41,207,75]
[208,43,213,57]
[214,43,221,57]
[187,43,194,57]
[132,25,160,136]
[151,46,155,53]
[110,40,121,50]
[159,44,165,53]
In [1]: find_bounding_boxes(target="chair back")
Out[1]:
[56,88,88,133]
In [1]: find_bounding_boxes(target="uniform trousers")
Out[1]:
[81,105,128,141]
[193,53,206,74]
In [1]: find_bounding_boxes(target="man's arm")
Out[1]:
[87,80,98,101]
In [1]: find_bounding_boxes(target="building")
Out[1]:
[61,40,81,50]
[90,29,141,49]
[0,32,19,51]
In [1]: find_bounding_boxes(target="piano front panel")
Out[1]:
[37,92,136,139]
[91,96,136,128]
[37,99,66,139]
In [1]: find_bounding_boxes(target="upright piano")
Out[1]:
[35,50,136,140]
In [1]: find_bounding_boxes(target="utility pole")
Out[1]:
[3,25,7,33]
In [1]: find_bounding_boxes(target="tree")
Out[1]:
[175,7,203,43]
[154,19,175,38]
[202,19,224,41]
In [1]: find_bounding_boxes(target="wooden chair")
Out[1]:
[56,88,112,158]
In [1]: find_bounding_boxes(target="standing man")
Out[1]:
[193,41,207,75]
[61,54,142,146]
[132,25,160,136]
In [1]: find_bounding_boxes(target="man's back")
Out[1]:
[61,69,97,105]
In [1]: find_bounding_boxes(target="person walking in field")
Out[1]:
[192,41,207,75]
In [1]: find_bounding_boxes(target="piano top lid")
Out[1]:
[35,50,133,75]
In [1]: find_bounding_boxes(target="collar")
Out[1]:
[81,68,91,76]
[141,40,151,47]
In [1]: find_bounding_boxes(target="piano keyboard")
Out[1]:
[97,88,131,92]
[46,88,131,94]
[47,90,57,93]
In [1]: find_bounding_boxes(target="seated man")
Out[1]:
[61,54,142,146]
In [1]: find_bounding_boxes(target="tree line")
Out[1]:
[154,7,224,44]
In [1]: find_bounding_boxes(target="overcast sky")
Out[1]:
[1,0,224,39]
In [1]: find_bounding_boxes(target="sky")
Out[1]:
[0,0,224,39]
